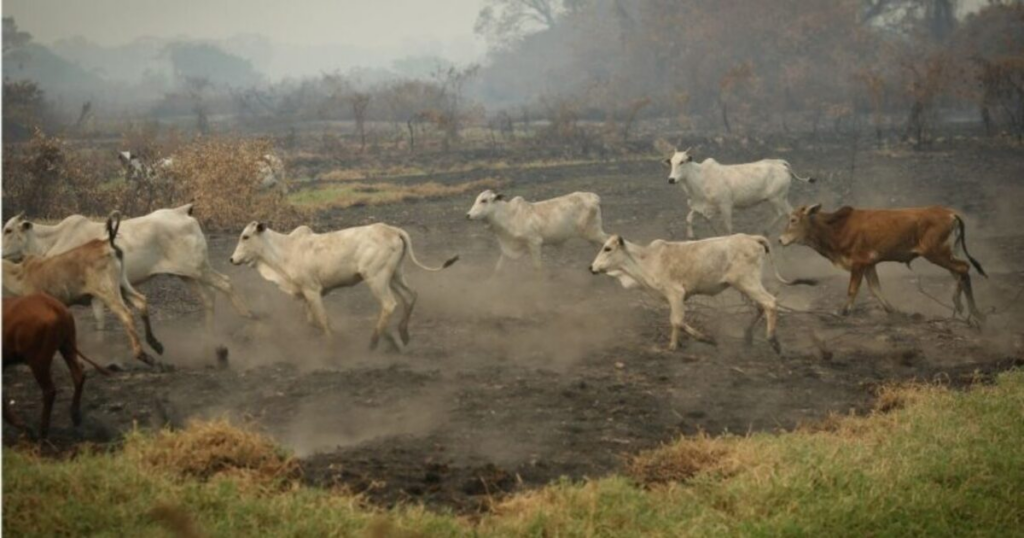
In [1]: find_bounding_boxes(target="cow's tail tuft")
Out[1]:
[784,161,817,183]
[76,349,112,376]
[758,236,817,286]
[955,215,987,278]
[106,211,123,260]
[398,229,459,272]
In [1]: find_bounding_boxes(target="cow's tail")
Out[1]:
[76,349,112,376]
[757,236,817,286]
[954,215,987,278]
[783,161,817,183]
[105,211,123,260]
[397,230,459,272]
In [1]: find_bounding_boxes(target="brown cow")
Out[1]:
[779,204,986,322]
[2,212,164,364]
[3,293,110,439]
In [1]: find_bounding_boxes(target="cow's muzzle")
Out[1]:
[589,265,601,275]
[668,178,676,184]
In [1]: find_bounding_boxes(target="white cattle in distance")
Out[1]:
[466,189,609,273]
[229,221,458,351]
[589,233,815,353]
[2,204,253,337]
[118,151,285,191]
[662,146,816,239]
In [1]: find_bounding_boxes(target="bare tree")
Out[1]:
[475,0,578,46]
[350,92,371,151]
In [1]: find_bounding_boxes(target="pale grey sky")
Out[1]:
[4,0,487,63]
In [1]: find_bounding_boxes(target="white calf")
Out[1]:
[229,222,458,350]
[589,233,814,353]
[664,148,816,239]
[466,189,608,272]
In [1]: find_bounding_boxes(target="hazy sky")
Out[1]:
[4,0,487,62]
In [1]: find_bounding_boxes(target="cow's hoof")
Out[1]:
[769,337,782,355]
[148,338,165,355]
[399,328,411,346]
[137,353,156,366]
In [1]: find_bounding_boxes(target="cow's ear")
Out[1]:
[255,222,266,233]
[806,203,822,216]
[662,158,671,167]
[21,221,33,230]
[495,193,505,201]
[617,236,625,247]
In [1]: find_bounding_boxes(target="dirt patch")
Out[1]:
[4,143,1023,513]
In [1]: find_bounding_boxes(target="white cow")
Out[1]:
[229,221,458,350]
[256,154,286,191]
[664,147,816,239]
[466,190,609,272]
[589,233,815,353]
[2,204,253,336]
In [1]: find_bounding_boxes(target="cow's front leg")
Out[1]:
[719,204,733,236]
[527,241,544,272]
[666,289,715,350]
[493,253,507,275]
[842,266,866,315]
[685,208,697,239]
[302,290,332,338]
[864,266,895,313]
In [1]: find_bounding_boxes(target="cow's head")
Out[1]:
[466,190,505,220]
[230,221,268,265]
[2,213,36,260]
[779,204,822,246]
[664,147,695,184]
[118,151,133,166]
[589,235,628,274]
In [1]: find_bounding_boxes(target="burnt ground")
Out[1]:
[4,140,1024,513]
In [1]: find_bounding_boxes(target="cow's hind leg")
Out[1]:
[100,291,153,366]
[925,250,984,323]
[91,299,107,333]
[120,282,163,355]
[366,274,401,352]
[60,344,85,427]
[183,277,216,339]
[28,349,57,440]
[391,270,418,346]
[583,206,610,244]
[764,199,792,236]
[201,265,254,320]
[734,276,780,354]
[864,267,896,313]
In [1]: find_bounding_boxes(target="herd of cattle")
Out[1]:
[2,145,988,438]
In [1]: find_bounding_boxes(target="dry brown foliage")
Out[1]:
[124,419,298,487]
[2,129,123,219]
[163,137,307,231]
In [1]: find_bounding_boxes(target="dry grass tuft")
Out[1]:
[124,419,298,487]
[626,432,732,486]
[289,177,505,209]
[871,380,937,414]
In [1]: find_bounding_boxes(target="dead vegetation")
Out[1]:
[123,418,299,488]
[289,177,505,209]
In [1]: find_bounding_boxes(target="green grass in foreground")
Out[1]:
[4,370,1023,537]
